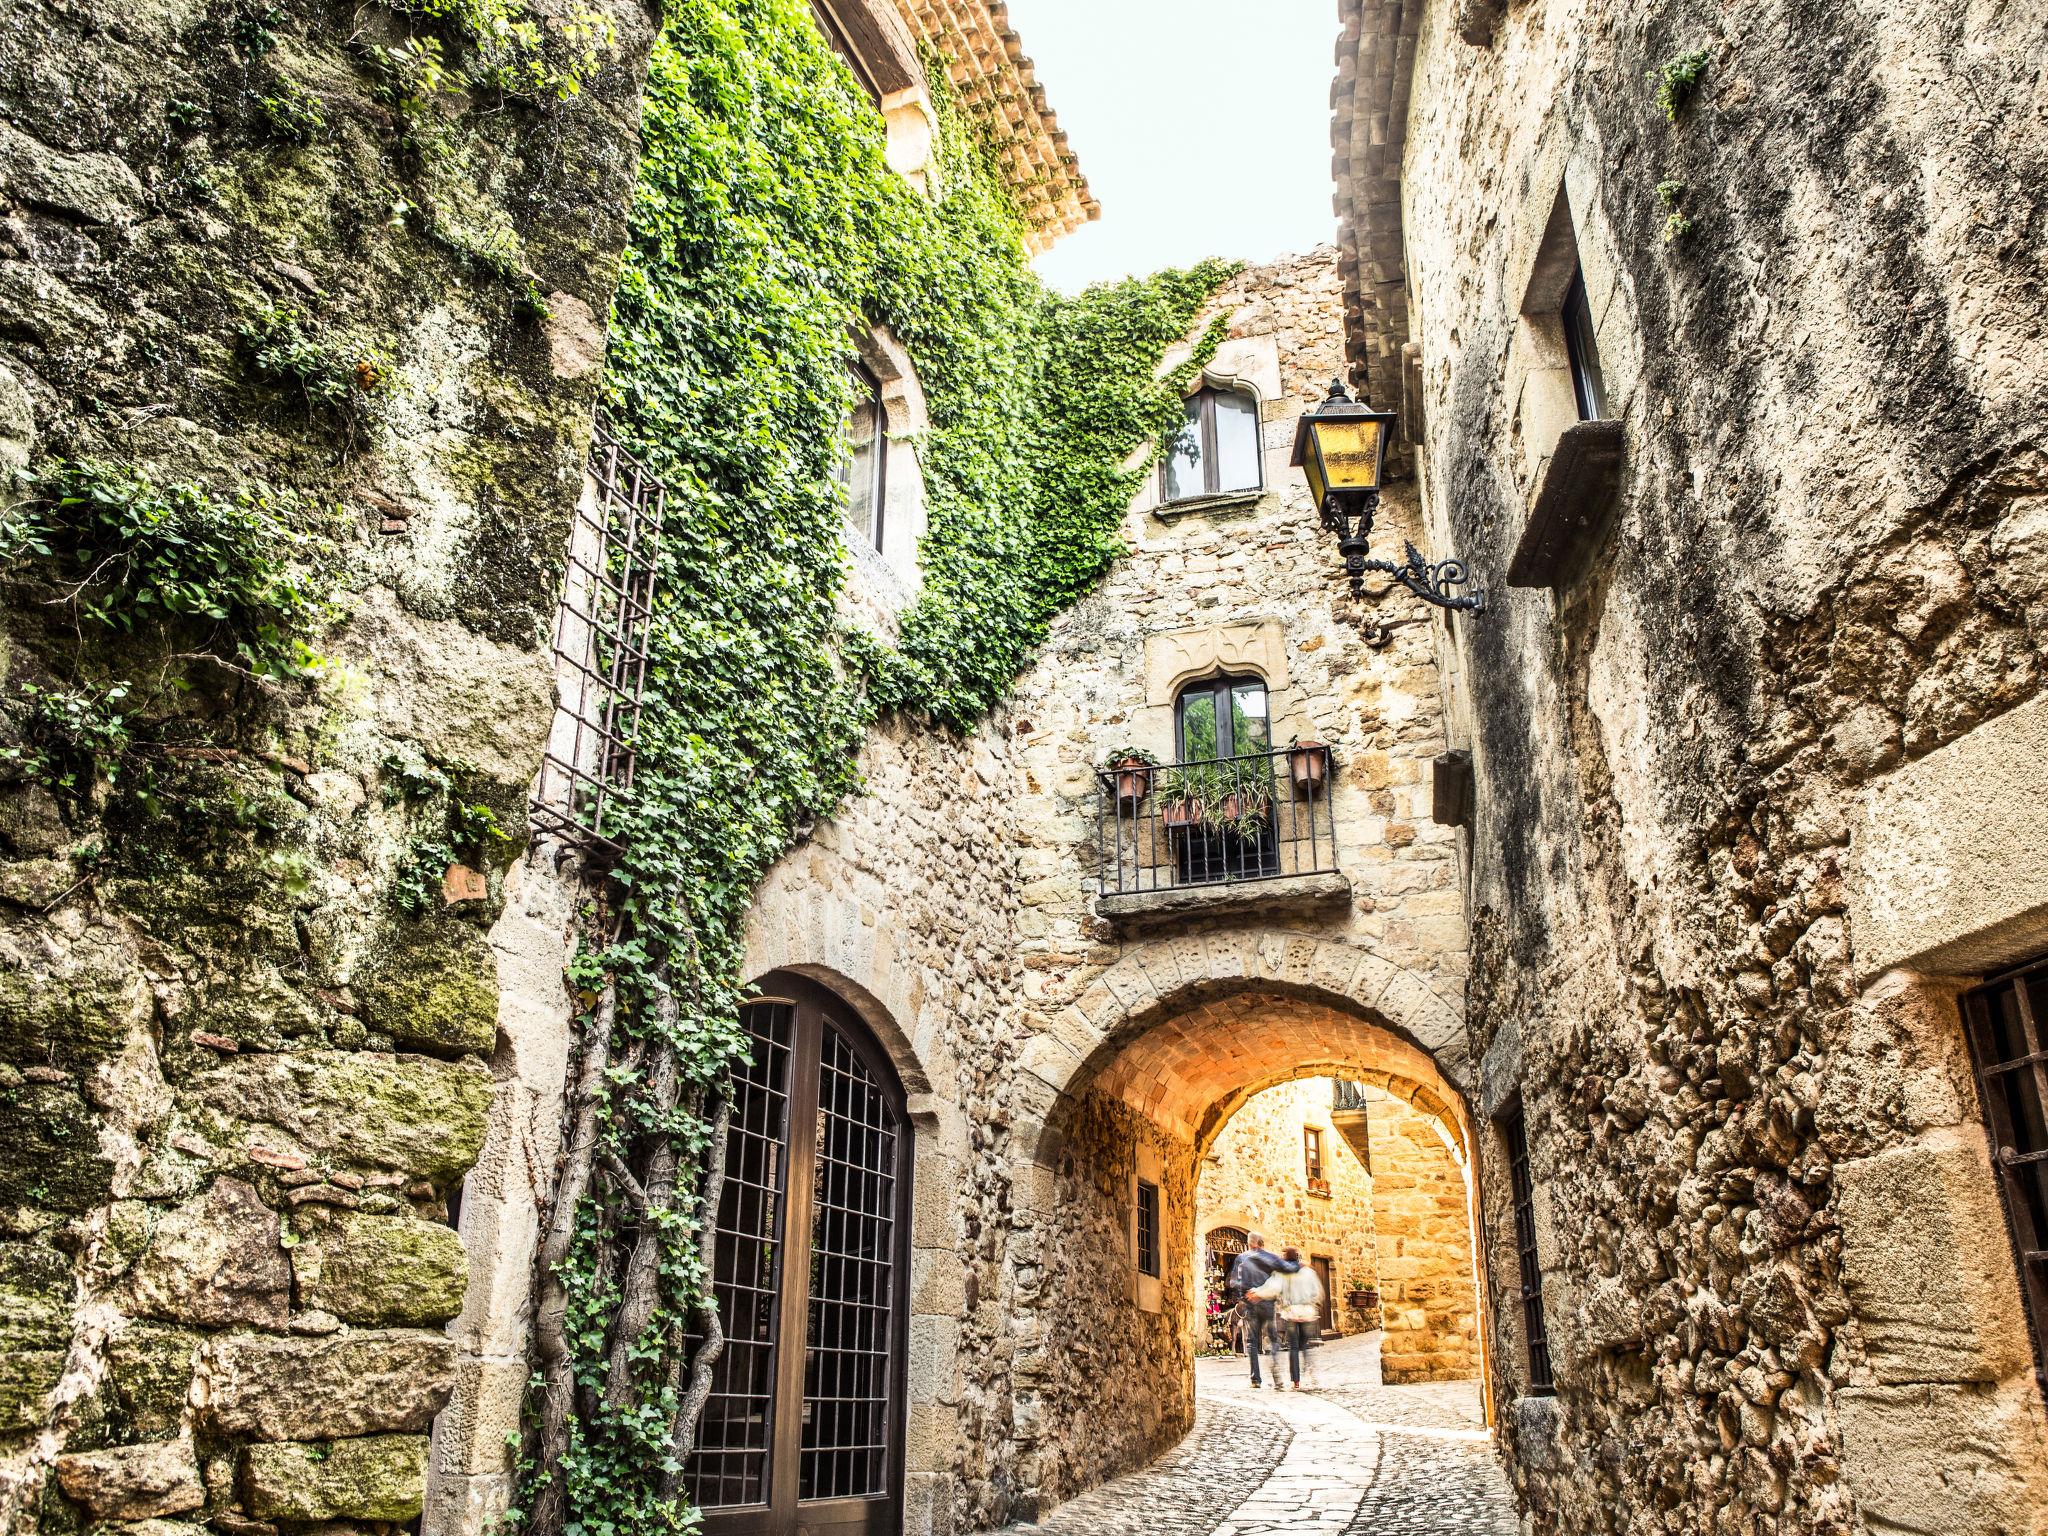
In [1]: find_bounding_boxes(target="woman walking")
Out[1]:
[1251,1246,1325,1389]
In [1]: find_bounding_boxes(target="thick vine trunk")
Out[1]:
[527,979,617,1536]
[664,1087,733,1495]
[603,1006,685,1409]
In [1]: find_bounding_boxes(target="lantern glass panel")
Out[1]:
[1311,417,1383,492]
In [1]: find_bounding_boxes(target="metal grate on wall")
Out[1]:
[531,422,664,853]
[1962,955,2048,1399]
[1503,1104,1555,1396]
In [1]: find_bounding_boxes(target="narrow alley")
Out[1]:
[996,1334,1519,1536]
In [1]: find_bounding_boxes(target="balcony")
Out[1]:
[1094,745,1350,927]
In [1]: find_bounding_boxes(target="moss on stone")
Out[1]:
[181,1050,491,1178]
[239,1434,429,1523]
[104,1324,201,1441]
[0,1348,65,1433]
[293,1212,467,1327]
[353,916,498,1057]
[0,1240,74,1351]
[0,1083,112,1214]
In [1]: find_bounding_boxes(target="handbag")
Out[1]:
[1281,1301,1321,1323]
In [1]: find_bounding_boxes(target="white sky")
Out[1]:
[1006,0,1342,293]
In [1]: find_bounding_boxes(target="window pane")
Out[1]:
[1230,683,1270,755]
[1212,388,1261,492]
[1163,396,1203,502]
[1563,273,1606,422]
[843,364,884,545]
[1179,691,1218,761]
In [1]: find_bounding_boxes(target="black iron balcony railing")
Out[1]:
[1332,1079,1372,1112]
[1096,744,1338,898]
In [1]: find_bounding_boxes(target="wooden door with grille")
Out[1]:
[687,976,911,1535]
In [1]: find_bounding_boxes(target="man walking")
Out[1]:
[1228,1233,1299,1389]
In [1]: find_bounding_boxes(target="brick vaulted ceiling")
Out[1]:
[1079,990,1469,1160]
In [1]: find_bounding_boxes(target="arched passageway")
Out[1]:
[1002,946,1495,1527]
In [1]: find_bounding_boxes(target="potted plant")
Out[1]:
[1287,737,1330,796]
[1159,759,1273,839]
[1346,1285,1378,1311]
[1157,761,1221,832]
[1100,745,1159,807]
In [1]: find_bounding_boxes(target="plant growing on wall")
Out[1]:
[518,4,1238,1533]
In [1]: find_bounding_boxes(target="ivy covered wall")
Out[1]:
[526,3,1241,1532]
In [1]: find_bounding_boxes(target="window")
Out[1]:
[1304,1127,1329,1197]
[840,360,887,549]
[1162,384,1262,503]
[1503,1104,1554,1394]
[1136,1179,1161,1278]
[1962,956,2048,1397]
[1561,266,1606,422]
[1175,674,1271,763]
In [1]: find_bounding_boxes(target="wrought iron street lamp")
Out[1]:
[1291,378,1484,614]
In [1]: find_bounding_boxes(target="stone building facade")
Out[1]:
[1333,0,2048,1532]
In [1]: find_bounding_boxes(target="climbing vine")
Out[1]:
[521,2,1234,1532]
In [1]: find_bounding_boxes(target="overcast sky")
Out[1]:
[1006,0,1342,293]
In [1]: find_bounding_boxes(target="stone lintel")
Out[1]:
[1094,871,1352,930]
[1506,418,1625,589]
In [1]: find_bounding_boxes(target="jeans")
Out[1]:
[1243,1301,1282,1385]
[1285,1320,1316,1385]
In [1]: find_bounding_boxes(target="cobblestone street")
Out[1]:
[998,1333,1518,1536]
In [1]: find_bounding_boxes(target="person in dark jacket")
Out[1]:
[1228,1234,1299,1388]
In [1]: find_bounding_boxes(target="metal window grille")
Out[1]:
[1503,1105,1555,1395]
[1961,956,2048,1399]
[1136,1180,1161,1279]
[531,422,663,853]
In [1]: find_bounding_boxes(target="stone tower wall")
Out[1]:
[1335,0,2048,1530]
[0,2,655,1530]
[1364,1091,1479,1383]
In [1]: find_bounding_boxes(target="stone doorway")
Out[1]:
[689,974,911,1536]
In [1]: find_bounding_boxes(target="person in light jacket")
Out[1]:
[1250,1246,1324,1389]
[1227,1234,1299,1389]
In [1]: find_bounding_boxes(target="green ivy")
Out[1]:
[530,1,1235,1532]
[2,459,343,679]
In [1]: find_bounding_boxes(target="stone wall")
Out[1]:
[1364,1089,1479,1383]
[1196,1077,1378,1328]
[1334,0,2048,1530]
[0,2,654,1530]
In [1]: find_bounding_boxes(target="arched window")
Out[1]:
[1162,383,1263,503]
[1175,672,1272,762]
[840,360,887,549]
[688,974,912,1532]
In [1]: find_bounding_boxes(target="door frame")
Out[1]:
[698,972,913,1536]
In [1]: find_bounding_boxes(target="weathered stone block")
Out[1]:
[122,1177,289,1330]
[240,1435,429,1523]
[0,1240,73,1350]
[1835,1136,2029,1384]
[355,919,500,1057]
[183,1051,491,1177]
[293,1212,468,1326]
[205,1329,458,1441]
[1838,1380,2048,1535]
[0,1348,64,1431]
[54,1439,204,1520]
[106,1324,201,1440]
[0,1081,112,1213]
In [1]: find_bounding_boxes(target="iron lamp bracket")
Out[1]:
[1320,490,1486,616]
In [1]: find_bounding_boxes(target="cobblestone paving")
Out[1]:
[994,1334,1519,1536]
[990,1396,1292,1535]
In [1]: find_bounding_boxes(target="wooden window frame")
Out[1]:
[1961,955,2048,1400]
[1160,384,1264,503]
[1303,1126,1329,1197]
[1502,1102,1555,1395]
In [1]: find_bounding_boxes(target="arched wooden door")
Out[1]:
[688,975,911,1535]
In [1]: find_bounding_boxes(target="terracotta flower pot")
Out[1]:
[1113,759,1153,806]
[1288,742,1329,796]
[1162,800,1199,831]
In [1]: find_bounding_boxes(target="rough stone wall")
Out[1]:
[1196,1077,1378,1321]
[1368,0,2048,1531]
[0,2,653,1531]
[1364,1090,1478,1383]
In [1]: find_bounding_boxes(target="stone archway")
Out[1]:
[1000,935,1493,1514]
